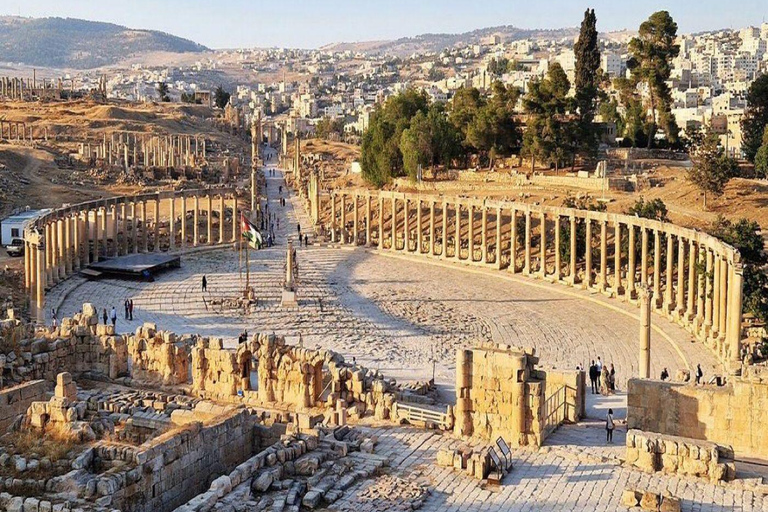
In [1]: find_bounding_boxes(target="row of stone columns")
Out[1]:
[0,121,39,142]
[328,191,745,367]
[24,189,239,323]
[79,132,206,170]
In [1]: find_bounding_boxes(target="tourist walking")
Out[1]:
[600,365,610,395]
[202,275,207,292]
[102,308,108,325]
[660,368,669,381]
[128,299,134,321]
[695,364,703,385]
[596,356,603,373]
[609,364,616,392]
[304,234,308,247]
[297,223,301,238]
[589,361,598,394]
[606,408,615,443]
[124,299,130,320]
[109,306,117,327]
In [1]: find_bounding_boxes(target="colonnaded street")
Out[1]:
[48,162,719,403]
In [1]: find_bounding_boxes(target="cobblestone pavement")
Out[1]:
[47,163,720,398]
[331,425,767,512]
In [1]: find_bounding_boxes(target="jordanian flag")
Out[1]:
[241,213,263,249]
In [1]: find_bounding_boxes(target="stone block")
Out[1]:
[621,489,640,508]
[640,491,660,511]
[660,495,681,512]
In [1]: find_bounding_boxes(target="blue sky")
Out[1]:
[2,0,767,49]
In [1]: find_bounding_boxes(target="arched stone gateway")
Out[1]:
[323,190,744,369]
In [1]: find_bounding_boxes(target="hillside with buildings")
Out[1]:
[0,16,207,69]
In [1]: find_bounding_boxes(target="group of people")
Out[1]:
[123,298,135,321]
[588,357,617,395]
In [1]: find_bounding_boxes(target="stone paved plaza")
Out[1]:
[47,166,719,397]
[335,423,766,512]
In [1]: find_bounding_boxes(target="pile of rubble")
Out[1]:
[333,474,430,512]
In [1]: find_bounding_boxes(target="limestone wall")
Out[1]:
[0,380,47,431]
[539,369,586,423]
[126,323,191,386]
[119,409,255,512]
[627,378,768,459]
[625,429,735,482]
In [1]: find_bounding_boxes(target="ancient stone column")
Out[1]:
[613,222,622,294]
[101,205,108,261]
[523,209,532,274]
[207,195,213,245]
[441,201,448,258]
[169,196,176,251]
[330,194,337,243]
[653,230,661,307]
[338,194,346,244]
[141,201,148,252]
[686,240,696,320]
[72,214,80,272]
[154,198,160,252]
[539,211,547,277]
[366,194,372,246]
[353,194,359,246]
[44,223,53,285]
[640,228,649,287]
[64,215,73,275]
[231,195,238,243]
[468,204,475,261]
[495,206,502,269]
[430,201,436,255]
[510,209,518,273]
[24,239,31,292]
[584,218,592,287]
[712,254,721,337]
[639,286,652,379]
[454,202,461,260]
[119,201,127,256]
[35,243,45,324]
[391,197,397,250]
[627,225,636,298]
[726,263,744,364]
[111,202,118,257]
[696,248,706,327]
[218,195,225,244]
[481,207,488,263]
[417,199,423,253]
[705,249,714,333]
[599,220,607,291]
[569,215,576,284]
[676,237,686,315]
[553,215,561,279]
[180,195,187,250]
[55,218,64,281]
[378,197,385,250]
[131,202,138,253]
[193,196,200,247]
[82,210,90,267]
[718,258,728,338]
[665,233,674,311]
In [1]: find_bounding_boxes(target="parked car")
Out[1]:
[5,238,24,257]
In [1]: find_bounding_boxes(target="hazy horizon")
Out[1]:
[1,0,767,49]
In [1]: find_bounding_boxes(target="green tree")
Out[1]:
[627,11,680,148]
[400,111,433,181]
[449,86,485,146]
[754,127,768,178]
[627,197,669,221]
[214,85,231,109]
[574,8,601,159]
[466,82,521,167]
[157,82,170,102]
[741,73,768,162]
[687,128,738,209]
[487,57,510,76]
[360,89,431,186]
[614,77,649,147]
[426,103,462,170]
[710,216,768,323]
[522,62,575,171]
[316,117,345,140]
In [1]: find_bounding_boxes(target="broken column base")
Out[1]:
[280,289,298,308]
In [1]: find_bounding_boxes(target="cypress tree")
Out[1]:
[574,8,600,159]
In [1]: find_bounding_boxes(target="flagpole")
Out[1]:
[245,224,250,293]
[238,215,243,285]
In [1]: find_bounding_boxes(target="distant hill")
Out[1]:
[0,16,207,69]
[320,25,583,56]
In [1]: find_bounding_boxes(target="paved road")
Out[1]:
[47,160,720,406]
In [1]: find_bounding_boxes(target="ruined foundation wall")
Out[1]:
[627,378,768,459]
[0,380,48,431]
[126,324,191,386]
[120,410,255,512]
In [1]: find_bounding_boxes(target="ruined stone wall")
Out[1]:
[126,323,191,386]
[119,409,255,512]
[454,346,541,447]
[0,380,47,431]
[627,378,768,459]
[539,369,586,423]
